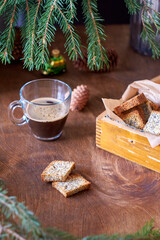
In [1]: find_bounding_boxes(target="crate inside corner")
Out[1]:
[96,75,160,173]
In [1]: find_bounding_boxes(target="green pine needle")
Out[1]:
[0,183,44,239]
[125,0,160,59]
[44,227,78,240]
[65,0,77,22]
[0,0,21,64]
[140,1,160,59]
[22,0,44,70]
[82,0,108,71]
[34,0,57,70]
[1,180,160,239]
[124,0,141,14]
[0,0,160,71]
[55,1,82,61]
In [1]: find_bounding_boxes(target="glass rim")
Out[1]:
[19,79,72,106]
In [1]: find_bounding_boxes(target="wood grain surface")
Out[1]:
[1,25,160,238]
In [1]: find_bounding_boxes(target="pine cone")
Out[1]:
[70,85,89,111]
[73,48,118,72]
[12,28,23,61]
[73,50,88,71]
[103,49,118,72]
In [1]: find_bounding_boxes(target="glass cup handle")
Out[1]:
[8,100,26,125]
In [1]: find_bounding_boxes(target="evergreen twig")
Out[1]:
[35,0,58,69]
[30,0,42,64]
[125,0,160,59]
[22,0,43,70]
[0,0,7,12]
[1,181,160,239]
[44,227,78,240]
[25,0,30,40]
[0,0,160,70]
[0,186,43,238]
[0,182,78,239]
[21,0,31,68]
[140,0,160,58]
[68,0,74,19]
[0,0,20,64]
[124,0,141,14]
[82,0,108,71]
[55,1,82,61]
[65,0,77,21]
[0,222,26,240]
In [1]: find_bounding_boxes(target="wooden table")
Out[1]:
[1,25,160,238]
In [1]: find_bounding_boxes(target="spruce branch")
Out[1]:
[23,0,43,70]
[34,0,58,69]
[0,0,7,12]
[82,219,160,240]
[82,0,108,71]
[125,0,160,59]
[69,0,74,19]
[142,0,160,30]
[40,0,57,62]
[0,0,160,70]
[30,0,42,62]
[55,2,82,61]
[0,222,26,240]
[0,182,77,240]
[0,188,44,238]
[140,0,160,58]
[68,0,74,19]
[0,0,14,13]
[25,0,30,38]
[65,0,77,21]
[1,181,160,239]
[21,0,31,68]
[0,0,19,64]
[124,0,141,14]
[44,227,78,240]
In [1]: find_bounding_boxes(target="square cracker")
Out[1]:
[52,173,91,197]
[120,106,146,130]
[41,160,75,182]
[143,111,160,135]
[114,93,147,115]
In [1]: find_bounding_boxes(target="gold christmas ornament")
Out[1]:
[70,85,89,111]
[41,48,66,75]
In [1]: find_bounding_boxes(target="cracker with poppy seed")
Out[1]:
[120,106,146,130]
[41,160,75,182]
[52,173,91,197]
[143,111,160,135]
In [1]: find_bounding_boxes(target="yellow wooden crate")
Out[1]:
[96,76,160,173]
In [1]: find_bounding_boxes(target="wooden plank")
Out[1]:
[96,120,160,172]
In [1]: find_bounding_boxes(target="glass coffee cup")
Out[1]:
[8,79,72,140]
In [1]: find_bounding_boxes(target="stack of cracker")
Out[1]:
[114,93,160,135]
[41,160,91,197]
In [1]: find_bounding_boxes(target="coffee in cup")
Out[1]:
[8,79,71,140]
[26,97,68,139]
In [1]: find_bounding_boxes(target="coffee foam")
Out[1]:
[26,97,67,122]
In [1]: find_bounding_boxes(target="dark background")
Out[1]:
[77,0,130,24]
[0,0,130,28]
